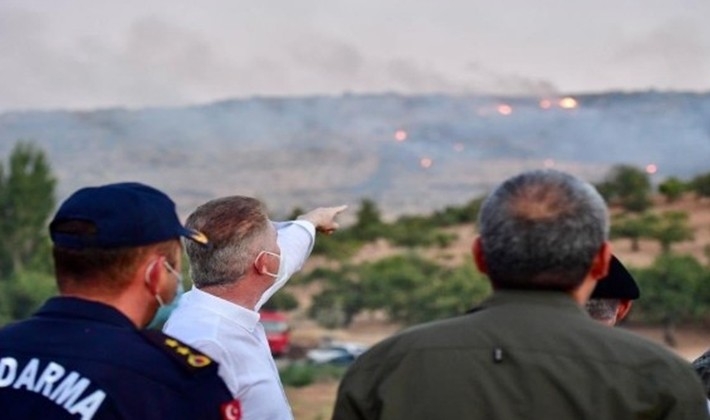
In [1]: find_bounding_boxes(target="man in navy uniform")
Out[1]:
[0,183,238,419]
[585,255,640,326]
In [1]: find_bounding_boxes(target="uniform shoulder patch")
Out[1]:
[140,329,216,374]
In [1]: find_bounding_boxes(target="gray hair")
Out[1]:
[477,169,609,291]
[184,196,271,288]
[585,298,620,323]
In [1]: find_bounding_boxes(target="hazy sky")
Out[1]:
[1,0,709,112]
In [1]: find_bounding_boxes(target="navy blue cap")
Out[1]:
[591,255,640,300]
[50,182,208,249]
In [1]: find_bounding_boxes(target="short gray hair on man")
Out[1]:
[477,169,609,291]
[585,298,620,323]
[183,196,272,288]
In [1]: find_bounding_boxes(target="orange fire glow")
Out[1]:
[497,104,513,115]
[559,97,578,109]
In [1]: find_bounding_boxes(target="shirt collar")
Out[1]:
[476,289,588,316]
[35,296,137,328]
[182,287,261,332]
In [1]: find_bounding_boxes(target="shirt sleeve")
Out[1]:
[188,339,240,398]
[255,220,316,310]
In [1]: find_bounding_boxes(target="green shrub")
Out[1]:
[279,362,316,387]
[279,362,348,388]
[0,270,57,325]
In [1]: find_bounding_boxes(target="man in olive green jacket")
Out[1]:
[333,169,708,420]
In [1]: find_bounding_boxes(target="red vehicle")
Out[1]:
[259,310,291,357]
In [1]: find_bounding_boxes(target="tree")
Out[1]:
[307,255,491,328]
[429,196,485,226]
[0,271,57,325]
[633,254,709,346]
[691,172,710,199]
[611,213,658,252]
[358,254,443,324]
[307,265,366,328]
[261,290,299,311]
[386,215,456,248]
[596,165,652,212]
[648,211,694,253]
[612,211,694,253]
[0,142,57,277]
[658,177,686,203]
[351,198,385,241]
[401,262,490,323]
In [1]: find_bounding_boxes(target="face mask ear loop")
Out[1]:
[144,260,165,307]
[163,261,183,304]
[257,250,280,278]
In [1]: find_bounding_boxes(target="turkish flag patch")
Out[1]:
[221,399,242,420]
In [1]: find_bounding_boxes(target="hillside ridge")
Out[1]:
[1,91,709,218]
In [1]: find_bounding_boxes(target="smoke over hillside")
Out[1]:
[1,91,708,219]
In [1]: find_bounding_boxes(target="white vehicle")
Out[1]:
[306,342,368,365]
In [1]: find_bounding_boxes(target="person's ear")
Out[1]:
[253,251,268,276]
[143,258,162,295]
[615,300,633,324]
[472,237,488,275]
[589,242,611,280]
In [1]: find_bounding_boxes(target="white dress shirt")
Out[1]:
[164,220,315,420]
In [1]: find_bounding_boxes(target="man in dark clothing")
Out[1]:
[692,352,710,403]
[333,169,708,420]
[0,182,238,419]
[585,254,640,325]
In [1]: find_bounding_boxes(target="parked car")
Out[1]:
[259,310,290,357]
[306,341,368,366]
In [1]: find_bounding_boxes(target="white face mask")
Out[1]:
[257,250,284,279]
[145,260,185,329]
[162,260,184,305]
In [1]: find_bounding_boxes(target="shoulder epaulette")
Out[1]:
[140,329,217,375]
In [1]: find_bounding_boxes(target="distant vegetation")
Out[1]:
[2,141,710,336]
[279,362,348,388]
[0,141,57,324]
[286,163,710,334]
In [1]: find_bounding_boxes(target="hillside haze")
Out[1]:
[1,91,709,219]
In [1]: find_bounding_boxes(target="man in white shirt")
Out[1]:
[164,195,346,420]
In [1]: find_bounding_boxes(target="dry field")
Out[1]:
[285,194,710,419]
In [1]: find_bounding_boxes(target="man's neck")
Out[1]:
[569,275,598,306]
[199,281,262,311]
